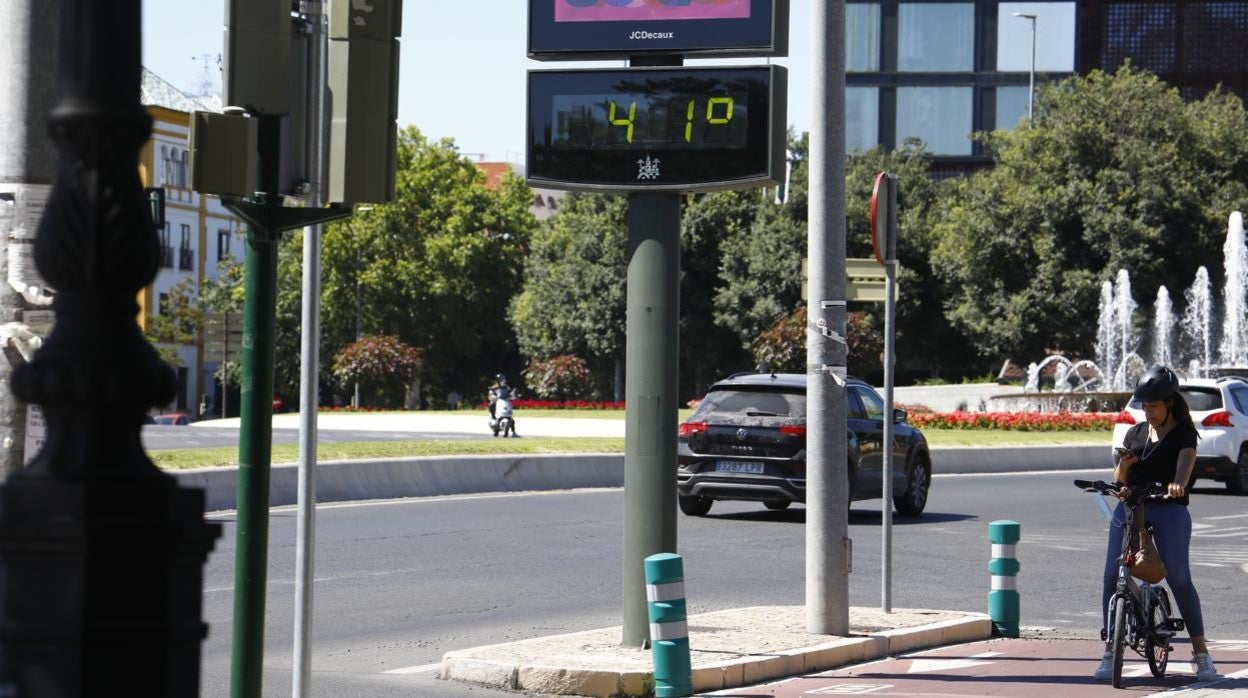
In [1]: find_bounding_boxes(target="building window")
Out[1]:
[217,229,231,261]
[897,3,974,72]
[178,150,189,188]
[998,3,1077,73]
[846,3,881,72]
[896,86,973,155]
[846,87,880,152]
[1102,2,1177,74]
[179,223,193,271]
[158,292,169,316]
[160,222,174,268]
[1182,2,1248,74]
[161,146,174,188]
[995,86,1031,131]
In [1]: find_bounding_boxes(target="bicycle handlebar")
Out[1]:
[1073,479,1172,501]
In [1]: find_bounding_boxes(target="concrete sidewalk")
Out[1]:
[439,605,992,697]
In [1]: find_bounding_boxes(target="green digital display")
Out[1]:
[527,66,786,192]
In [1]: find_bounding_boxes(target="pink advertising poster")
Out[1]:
[555,0,751,23]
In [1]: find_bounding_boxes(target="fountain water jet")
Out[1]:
[1220,211,1248,367]
[1181,266,1213,377]
[1153,286,1174,368]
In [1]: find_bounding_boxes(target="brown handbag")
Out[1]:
[1130,504,1167,584]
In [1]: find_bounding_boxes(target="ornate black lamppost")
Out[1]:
[0,1,220,694]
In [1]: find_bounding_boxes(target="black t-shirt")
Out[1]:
[1122,421,1199,506]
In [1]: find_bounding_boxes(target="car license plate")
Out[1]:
[717,460,764,474]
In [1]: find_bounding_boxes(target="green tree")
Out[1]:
[509,192,628,399]
[144,277,202,368]
[275,128,537,405]
[199,256,245,394]
[930,66,1248,364]
[711,133,810,356]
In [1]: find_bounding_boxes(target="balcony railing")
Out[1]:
[178,247,194,271]
[160,244,174,269]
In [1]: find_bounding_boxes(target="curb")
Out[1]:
[171,445,1109,512]
[172,453,625,512]
[439,613,993,697]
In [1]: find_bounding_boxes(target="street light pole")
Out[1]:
[1013,12,1037,125]
[350,205,372,410]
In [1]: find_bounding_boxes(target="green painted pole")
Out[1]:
[230,114,282,698]
[988,520,1021,638]
[622,193,681,647]
[645,553,692,697]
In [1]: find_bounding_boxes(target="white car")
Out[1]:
[1111,377,1248,494]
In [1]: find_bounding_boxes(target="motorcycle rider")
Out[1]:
[487,373,513,422]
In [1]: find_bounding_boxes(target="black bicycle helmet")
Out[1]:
[495,373,507,384]
[1132,364,1179,403]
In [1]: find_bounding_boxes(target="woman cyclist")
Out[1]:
[1095,365,1217,682]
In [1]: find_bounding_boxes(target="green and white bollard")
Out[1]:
[645,553,692,698]
[988,520,1021,638]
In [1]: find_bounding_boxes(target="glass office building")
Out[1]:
[847,1,1248,174]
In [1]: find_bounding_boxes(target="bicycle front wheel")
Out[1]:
[1111,596,1127,688]
[1146,591,1172,677]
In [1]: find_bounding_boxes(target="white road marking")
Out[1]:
[805,684,896,695]
[906,651,1001,675]
[1193,562,1227,567]
[1193,527,1248,539]
[1205,513,1248,520]
[382,662,440,675]
[1038,544,1087,551]
[1191,523,1216,530]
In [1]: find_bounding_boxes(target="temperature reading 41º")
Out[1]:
[605,96,736,145]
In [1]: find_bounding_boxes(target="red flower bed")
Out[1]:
[907,410,1116,432]
[476,399,626,410]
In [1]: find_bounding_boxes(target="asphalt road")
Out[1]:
[197,470,1248,696]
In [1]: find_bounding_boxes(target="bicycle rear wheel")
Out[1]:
[1146,590,1172,677]
[1111,596,1127,688]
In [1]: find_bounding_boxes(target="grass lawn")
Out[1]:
[152,436,627,470]
[152,423,1109,470]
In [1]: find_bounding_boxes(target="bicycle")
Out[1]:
[1074,479,1186,688]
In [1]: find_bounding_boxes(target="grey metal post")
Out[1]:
[354,244,361,408]
[881,259,896,613]
[0,0,58,477]
[806,0,850,636]
[293,1,327,695]
[1013,12,1037,125]
[621,193,680,647]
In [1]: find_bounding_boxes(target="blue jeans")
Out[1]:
[1102,501,1204,637]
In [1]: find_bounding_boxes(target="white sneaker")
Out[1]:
[1094,650,1115,680]
[1192,652,1218,681]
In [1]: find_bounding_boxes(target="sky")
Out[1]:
[141,1,814,164]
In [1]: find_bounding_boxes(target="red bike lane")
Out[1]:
[712,637,1248,697]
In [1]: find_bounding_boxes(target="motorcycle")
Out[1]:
[489,387,518,438]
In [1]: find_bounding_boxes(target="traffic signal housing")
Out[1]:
[326,0,402,204]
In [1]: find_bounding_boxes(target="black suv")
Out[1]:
[676,373,931,517]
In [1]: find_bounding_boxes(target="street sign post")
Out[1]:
[869,171,900,614]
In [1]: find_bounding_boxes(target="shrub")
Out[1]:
[524,355,591,401]
[332,335,422,408]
